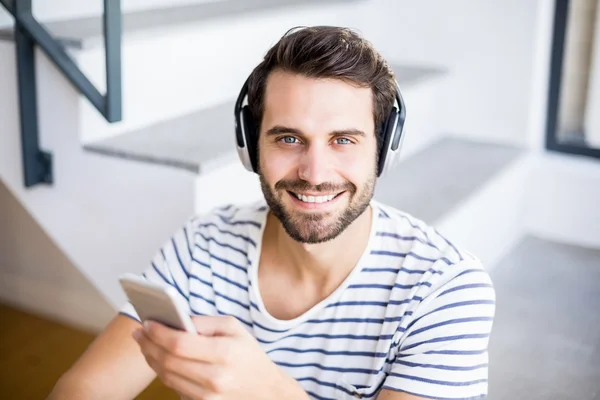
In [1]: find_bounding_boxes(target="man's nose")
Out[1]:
[297,143,332,185]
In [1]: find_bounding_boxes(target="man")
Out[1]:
[49,26,495,400]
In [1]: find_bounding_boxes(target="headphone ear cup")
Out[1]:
[377,109,398,177]
[241,106,259,172]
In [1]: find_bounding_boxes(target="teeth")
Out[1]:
[295,193,337,203]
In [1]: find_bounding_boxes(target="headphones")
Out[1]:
[234,75,406,178]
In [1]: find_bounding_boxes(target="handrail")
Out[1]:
[0,0,122,187]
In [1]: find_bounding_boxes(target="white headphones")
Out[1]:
[234,76,406,177]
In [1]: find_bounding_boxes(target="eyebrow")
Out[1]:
[264,125,366,137]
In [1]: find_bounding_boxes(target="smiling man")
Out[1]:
[50,26,495,400]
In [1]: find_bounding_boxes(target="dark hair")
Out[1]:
[246,25,397,153]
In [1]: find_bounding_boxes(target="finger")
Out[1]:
[135,329,221,389]
[138,324,233,364]
[157,369,213,400]
[191,315,246,337]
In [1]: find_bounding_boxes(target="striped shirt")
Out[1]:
[121,199,496,400]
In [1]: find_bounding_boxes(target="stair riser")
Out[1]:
[434,155,531,269]
[75,4,355,143]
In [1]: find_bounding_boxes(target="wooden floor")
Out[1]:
[0,303,179,399]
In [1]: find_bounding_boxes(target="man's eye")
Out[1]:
[335,137,352,145]
[280,136,298,144]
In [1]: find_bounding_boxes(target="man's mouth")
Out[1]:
[287,191,344,204]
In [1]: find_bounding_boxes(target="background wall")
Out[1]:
[0,179,115,333]
[352,0,539,148]
[0,0,223,26]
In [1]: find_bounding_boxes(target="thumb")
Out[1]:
[191,315,246,337]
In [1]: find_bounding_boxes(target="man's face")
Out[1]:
[258,70,378,244]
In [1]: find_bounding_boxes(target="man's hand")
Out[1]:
[133,315,310,400]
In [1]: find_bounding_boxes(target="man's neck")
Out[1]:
[264,205,373,289]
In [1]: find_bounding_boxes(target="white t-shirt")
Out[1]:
[121,199,496,400]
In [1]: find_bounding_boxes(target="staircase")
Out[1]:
[1,0,599,334]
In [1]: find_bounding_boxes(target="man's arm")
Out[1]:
[47,314,156,400]
[377,390,428,400]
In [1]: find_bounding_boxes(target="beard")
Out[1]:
[258,169,376,244]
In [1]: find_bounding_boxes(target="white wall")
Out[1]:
[0,0,223,27]
[524,152,600,250]
[0,42,197,320]
[352,0,539,149]
[75,3,356,143]
[0,179,115,333]
[586,2,600,148]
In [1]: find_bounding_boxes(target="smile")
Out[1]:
[288,191,344,204]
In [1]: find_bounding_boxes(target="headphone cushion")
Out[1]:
[377,109,399,176]
[241,106,258,172]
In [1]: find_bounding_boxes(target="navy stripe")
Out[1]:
[258,333,394,345]
[194,244,247,272]
[217,214,262,228]
[348,282,432,290]
[401,333,490,352]
[256,316,407,331]
[408,316,494,338]
[394,213,440,250]
[149,262,188,300]
[210,308,253,328]
[435,228,464,261]
[362,266,444,275]
[395,359,488,372]
[305,390,335,400]
[190,257,249,291]
[381,385,486,400]
[306,317,385,324]
[371,250,454,265]
[297,377,350,394]
[253,320,291,334]
[267,347,387,358]
[189,273,212,289]
[388,372,487,387]
[424,349,487,356]
[328,300,387,307]
[214,291,250,310]
[328,299,420,307]
[171,237,189,277]
[250,300,260,311]
[182,226,193,258]
[190,291,216,306]
[439,283,494,297]
[197,232,248,258]
[404,300,494,334]
[430,299,495,314]
[378,208,390,218]
[375,231,443,251]
[296,376,385,398]
[197,223,257,247]
[212,270,249,291]
[275,361,378,375]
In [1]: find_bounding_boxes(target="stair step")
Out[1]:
[374,137,522,222]
[0,0,358,49]
[82,63,445,174]
[487,236,600,399]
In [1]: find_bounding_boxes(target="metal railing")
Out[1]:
[0,0,122,187]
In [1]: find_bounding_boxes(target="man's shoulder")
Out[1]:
[372,200,476,265]
[371,200,491,292]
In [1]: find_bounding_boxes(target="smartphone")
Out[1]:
[119,273,197,333]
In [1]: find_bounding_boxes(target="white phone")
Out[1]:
[119,273,197,333]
